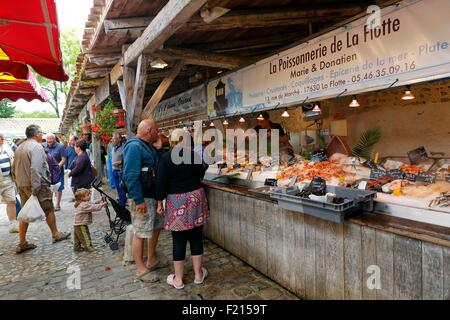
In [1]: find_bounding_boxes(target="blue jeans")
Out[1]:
[112,169,127,207]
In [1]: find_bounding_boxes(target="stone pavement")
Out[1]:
[0,181,298,300]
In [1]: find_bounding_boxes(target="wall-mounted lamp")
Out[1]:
[312,103,321,112]
[349,96,360,108]
[401,86,415,100]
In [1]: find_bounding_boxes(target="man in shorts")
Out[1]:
[13,125,70,254]
[43,133,67,211]
[0,133,18,233]
[123,119,166,282]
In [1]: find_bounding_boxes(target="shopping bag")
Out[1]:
[50,182,61,192]
[17,195,45,223]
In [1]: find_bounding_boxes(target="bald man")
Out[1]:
[123,119,167,282]
[43,133,67,211]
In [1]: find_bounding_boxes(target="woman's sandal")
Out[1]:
[135,269,159,283]
[167,274,185,289]
[194,267,208,285]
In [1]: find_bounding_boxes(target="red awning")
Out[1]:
[0,0,69,82]
[0,60,47,102]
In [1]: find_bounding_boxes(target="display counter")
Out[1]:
[202,179,450,300]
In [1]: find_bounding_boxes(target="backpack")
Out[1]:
[47,153,61,185]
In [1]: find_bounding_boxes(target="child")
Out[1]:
[73,188,107,252]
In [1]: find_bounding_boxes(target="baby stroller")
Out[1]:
[92,179,131,251]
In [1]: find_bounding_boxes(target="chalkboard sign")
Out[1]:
[310,149,328,162]
[362,160,381,170]
[416,172,436,184]
[386,169,405,180]
[264,178,278,186]
[404,172,417,182]
[407,146,428,165]
[370,167,387,179]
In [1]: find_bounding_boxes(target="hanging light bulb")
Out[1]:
[239,116,245,123]
[281,109,290,117]
[202,122,206,127]
[223,119,229,125]
[257,113,264,120]
[401,86,415,100]
[349,96,360,108]
[312,103,321,112]
[209,121,215,127]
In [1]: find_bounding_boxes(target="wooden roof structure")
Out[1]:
[60,0,386,133]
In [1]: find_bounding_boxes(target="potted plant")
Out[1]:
[91,98,117,145]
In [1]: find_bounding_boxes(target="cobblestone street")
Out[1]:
[0,182,298,300]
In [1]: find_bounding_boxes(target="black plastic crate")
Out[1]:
[270,185,377,223]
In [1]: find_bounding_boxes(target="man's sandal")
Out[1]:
[16,242,37,254]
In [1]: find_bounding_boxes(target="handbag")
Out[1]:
[140,167,157,198]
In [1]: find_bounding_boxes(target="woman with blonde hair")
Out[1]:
[155,128,209,289]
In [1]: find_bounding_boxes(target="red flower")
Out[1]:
[117,120,125,127]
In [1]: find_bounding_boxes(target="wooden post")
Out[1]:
[142,60,184,119]
[87,96,103,184]
[131,54,150,130]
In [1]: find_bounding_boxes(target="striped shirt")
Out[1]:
[0,149,11,177]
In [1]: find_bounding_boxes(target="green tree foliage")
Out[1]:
[0,99,16,118]
[36,29,80,118]
[14,110,58,118]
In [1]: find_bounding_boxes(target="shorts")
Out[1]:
[58,168,65,191]
[18,186,54,216]
[129,198,164,239]
[0,176,15,203]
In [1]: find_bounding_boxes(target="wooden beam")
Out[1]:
[95,76,110,105]
[131,55,150,131]
[123,61,136,136]
[86,53,122,66]
[117,80,126,110]
[152,47,251,69]
[104,5,365,34]
[109,57,123,85]
[84,67,111,78]
[142,60,184,119]
[86,0,114,51]
[123,0,207,66]
[176,32,305,53]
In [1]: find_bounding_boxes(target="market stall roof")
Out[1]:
[0,118,60,138]
[60,0,381,133]
[0,60,47,102]
[0,0,69,82]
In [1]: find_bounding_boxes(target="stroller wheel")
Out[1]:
[109,241,119,251]
[104,235,113,243]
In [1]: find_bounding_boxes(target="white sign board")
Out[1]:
[153,84,206,121]
[207,0,450,117]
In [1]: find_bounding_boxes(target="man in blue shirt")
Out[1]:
[123,119,166,282]
[43,133,67,211]
[65,135,78,171]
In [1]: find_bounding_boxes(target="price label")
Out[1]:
[416,172,436,184]
[264,178,278,186]
[310,149,328,162]
[407,146,428,165]
[404,172,417,182]
[386,169,405,180]
[370,167,387,179]
[362,160,381,170]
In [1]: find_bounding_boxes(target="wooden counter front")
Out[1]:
[202,180,450,300]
